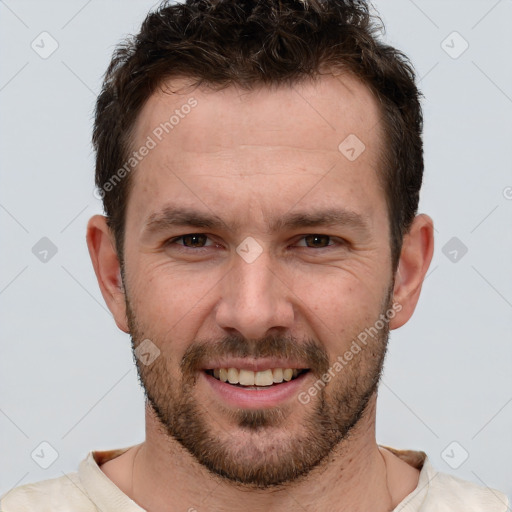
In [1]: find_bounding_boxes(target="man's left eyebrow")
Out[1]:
[268,208,371,234]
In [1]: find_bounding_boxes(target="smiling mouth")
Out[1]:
[204,368,309,388]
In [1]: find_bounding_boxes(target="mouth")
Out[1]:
[204,368,310,389]
[202,364,312,409]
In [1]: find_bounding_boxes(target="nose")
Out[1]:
[215,249,295,341]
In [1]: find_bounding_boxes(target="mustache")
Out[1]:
[180,332,330,378]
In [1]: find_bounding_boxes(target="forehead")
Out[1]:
[126,73,386,233]
[133,74,382,155]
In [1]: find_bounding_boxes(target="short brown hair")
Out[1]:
[93,0,423,271]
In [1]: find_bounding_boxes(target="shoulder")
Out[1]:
[380,446,509,511]
[420,459,509,511]
[0,471,95,512]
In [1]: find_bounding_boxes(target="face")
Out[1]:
[122,74,395,488]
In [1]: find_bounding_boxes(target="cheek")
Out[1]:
[128,261,221,340]
[295,271,387,346]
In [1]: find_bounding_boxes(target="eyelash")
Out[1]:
[165,233,345,251]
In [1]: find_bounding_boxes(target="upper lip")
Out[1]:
[202,358,308,372]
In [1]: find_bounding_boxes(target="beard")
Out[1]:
[126,283,393,489]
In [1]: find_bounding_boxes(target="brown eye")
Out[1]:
[300,235,332,248]
[172,234,211,248]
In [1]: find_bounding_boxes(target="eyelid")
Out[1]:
[295,232,352,249]
[294,234,338,248]
[166,233,217,248]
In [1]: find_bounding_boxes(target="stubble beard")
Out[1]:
[126,286,393,489]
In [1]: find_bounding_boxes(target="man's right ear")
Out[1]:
[86,215,129,333]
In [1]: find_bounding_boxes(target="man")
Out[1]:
[1,0,508,510]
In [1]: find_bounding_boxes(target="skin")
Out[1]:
[87,73,434,512]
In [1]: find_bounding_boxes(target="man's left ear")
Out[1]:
[389,214,434,330]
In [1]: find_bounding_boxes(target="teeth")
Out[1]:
[210,367,303,386]
[227,368,239,384]
[239,369,255,386]
[272,368,284,383]
[283,368,293,381]
[255,369,273,386]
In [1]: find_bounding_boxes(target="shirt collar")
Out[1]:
[79,444,435,511]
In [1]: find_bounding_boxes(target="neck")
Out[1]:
[128,395,403,512]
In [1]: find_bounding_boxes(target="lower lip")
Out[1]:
[202,371,309,409]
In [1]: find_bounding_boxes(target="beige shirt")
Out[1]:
[1,445,508,511]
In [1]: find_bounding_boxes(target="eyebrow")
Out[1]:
[141,205,371,238]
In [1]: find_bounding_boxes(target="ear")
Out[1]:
[86,215,129,333]
[389,214,434,330]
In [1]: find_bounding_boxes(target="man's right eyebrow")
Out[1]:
[141,207,234,238]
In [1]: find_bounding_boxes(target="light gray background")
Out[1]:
[1,0,511,505]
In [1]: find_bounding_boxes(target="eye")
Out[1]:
[168,233,214,248]
[295,234,335,249]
